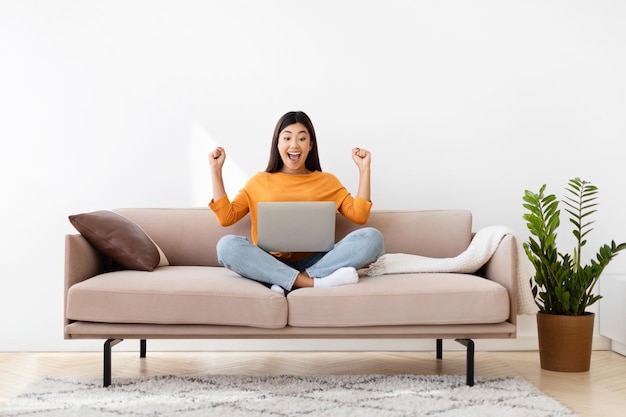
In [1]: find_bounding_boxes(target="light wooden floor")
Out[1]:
[1,349,625,416]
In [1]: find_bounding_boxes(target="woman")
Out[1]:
[209,111,384,294]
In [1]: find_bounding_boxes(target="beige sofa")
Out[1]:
[64,208,518,387]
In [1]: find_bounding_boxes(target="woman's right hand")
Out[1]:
[209,147,227,201]
[209,147,226,171]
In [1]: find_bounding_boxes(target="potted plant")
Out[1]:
[522,177,626,371]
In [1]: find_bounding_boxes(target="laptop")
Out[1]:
[256,201,336,252]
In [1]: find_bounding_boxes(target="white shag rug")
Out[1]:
[0,374,578,417]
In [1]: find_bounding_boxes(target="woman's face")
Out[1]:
[277,122,313,175]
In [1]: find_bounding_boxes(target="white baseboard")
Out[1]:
[0,336,611,353]
[610,340,626,356]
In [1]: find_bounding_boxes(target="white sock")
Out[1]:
[313,267,359,288]
[270,284,285,295]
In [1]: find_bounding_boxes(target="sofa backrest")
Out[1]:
[114,208,473,267]
[337,210,472,258]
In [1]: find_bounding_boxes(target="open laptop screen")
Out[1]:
[256,201,336,252]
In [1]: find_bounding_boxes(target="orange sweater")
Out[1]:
[209,171,372,247]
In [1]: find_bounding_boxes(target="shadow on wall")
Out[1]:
[188,122,249,207]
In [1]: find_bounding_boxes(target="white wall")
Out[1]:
[1,0,625,351]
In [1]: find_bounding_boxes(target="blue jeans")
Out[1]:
[216,227,385,290]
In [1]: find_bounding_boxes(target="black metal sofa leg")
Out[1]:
[103,339,123,387]
[455,338,475,387]
[437,339,475,386]
[103,339,147,387]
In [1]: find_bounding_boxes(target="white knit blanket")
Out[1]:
[365,226,538,315]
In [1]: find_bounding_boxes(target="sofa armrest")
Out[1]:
[64,234,111,332]
[482,234,518,326]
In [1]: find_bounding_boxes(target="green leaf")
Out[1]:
[521,177,626,315]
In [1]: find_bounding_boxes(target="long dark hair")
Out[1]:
[265,111,322,173]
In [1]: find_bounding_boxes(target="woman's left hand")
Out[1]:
[352,147,371,169]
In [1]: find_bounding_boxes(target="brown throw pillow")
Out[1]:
[69,210,160,271]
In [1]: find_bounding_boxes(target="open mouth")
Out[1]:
[287,152,301,162]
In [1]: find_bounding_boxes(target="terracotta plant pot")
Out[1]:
[536,311,595,372]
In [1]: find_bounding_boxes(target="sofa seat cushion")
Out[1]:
[66,266,288,329]
[287,273,510,327]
